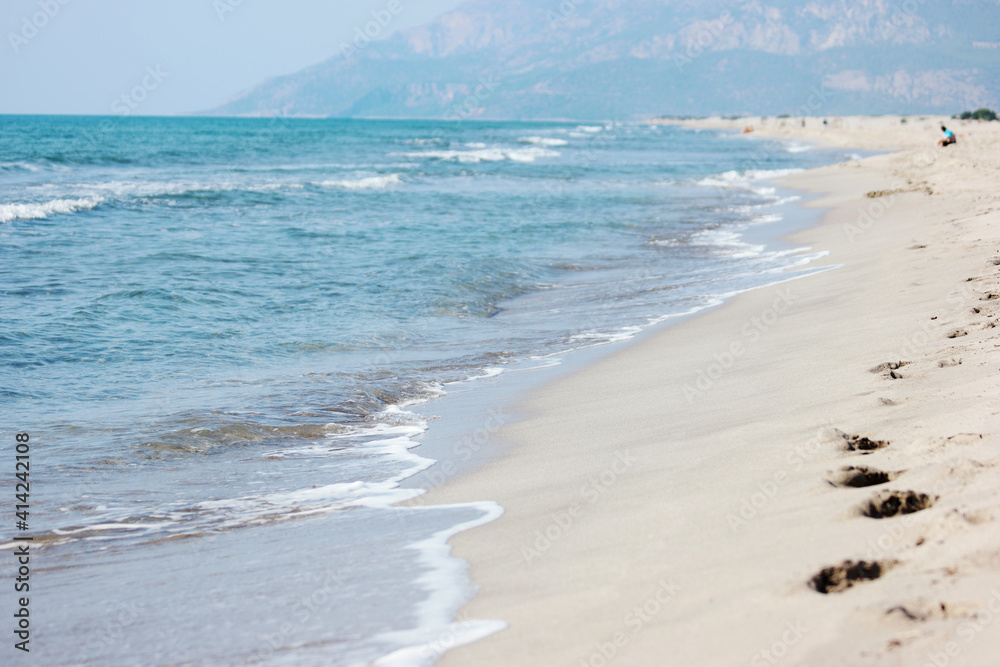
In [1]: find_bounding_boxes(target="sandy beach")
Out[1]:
[422,116,1000,666]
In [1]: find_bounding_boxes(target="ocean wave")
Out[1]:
[233,162,378,171]
[37,475,427,546]
[783,142,812,153]
[695,167,804,190]
[575,125,604,133]
[518,136,569,147]
[318,174,403,190]
[0,161,42,173]
[691,228,767,259]
[28,179,312,202]
[402,146,559,164]
[79,180,221,198]
[15,417,435,551]
[253,182,305,191]
[568,326,643,346]
[0,197,104,223]
[728,195,801,215]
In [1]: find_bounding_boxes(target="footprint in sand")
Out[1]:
[946,329,968,338]
[828,466,901,488]
[870,361,909,373]
[870,361,909,380]
[829,466,905,489]
[843,433,890,453]
[862,490,937,518]
[809,560,896,594]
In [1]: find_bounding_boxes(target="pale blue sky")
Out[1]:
[0,0,466,115]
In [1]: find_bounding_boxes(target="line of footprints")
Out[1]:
[809,430,937,594]
[806,265,1000,595]
[808,429,936,595]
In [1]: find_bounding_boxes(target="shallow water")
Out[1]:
[0,116,853,664]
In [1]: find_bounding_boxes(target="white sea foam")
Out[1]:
[731,195,801,215]
[0,161,42,172]
[773,249,831,270]
[233,162,368,172]
[447,366,504,384]
[51,415,439,544]
[695,168,803,190]
[783,142,812,153]
[195,477,425,518]
[319,174,403,190]
[568,326,644,346]
[692,228,767,259]
[288,403,508,667]
[373,502,506,667]
[374,618,507,667]
[255,182,305,191]
[518,136,569,147]
[55,521,176,534]
[746,168,804,180]
[0,197,104,223]
[403,146,559,163]
[751,213,784,225]
[32,179,307,201]
[576,125,604,133]
[20,407,441,552]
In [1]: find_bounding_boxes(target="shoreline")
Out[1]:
[422,117,1000,665]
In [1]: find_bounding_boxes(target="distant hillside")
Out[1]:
[208,0,1000,119]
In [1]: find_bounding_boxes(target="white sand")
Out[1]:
[422,116,1000,666]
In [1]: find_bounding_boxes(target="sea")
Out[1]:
[0,116,857,665]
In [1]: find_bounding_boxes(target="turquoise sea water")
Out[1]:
[1,116,851,664]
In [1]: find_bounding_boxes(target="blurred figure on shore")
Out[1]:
[938,125,957,147]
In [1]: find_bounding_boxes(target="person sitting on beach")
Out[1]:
[938,125,957,147]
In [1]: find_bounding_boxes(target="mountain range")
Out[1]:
[208,0,1000,119]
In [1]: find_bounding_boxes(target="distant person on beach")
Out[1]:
[938,125,957,147]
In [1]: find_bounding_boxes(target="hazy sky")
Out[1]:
[0,0,466,116]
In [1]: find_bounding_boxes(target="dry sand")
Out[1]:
[422,116,1000,666]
